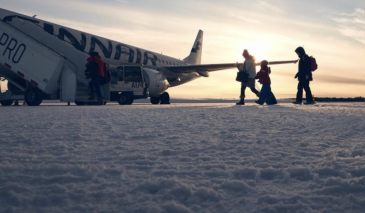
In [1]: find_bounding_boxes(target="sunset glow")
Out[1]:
[0,0,364,99]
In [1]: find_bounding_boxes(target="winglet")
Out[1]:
[183,30,203,65]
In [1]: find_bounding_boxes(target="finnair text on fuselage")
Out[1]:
[2,15,186,67]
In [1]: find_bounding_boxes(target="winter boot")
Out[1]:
[236,98,245,105]
[255,100,263,105]
[304,101,316,105]
[87,93,95,100]
[97,97,104,105]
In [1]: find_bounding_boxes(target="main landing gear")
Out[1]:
[150,92,170,105]
[118,92,134,105]
[25,87,43,106]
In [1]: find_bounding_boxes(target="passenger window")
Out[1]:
[111,68,118,84]
[124,67,133,83]
[132,67,142,82]
[117,66,124,81]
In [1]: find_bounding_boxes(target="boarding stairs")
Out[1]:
[0,17,105,105]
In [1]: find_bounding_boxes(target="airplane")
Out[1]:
[0,7,297,105]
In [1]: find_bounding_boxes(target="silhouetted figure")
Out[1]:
[236,49,260,105]
[85,52,105,103]
[255,60,277,105]
[293,47,315,105]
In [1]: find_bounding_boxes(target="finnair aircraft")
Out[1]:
[0,8,295,105]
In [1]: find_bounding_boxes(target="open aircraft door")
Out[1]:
[109,65,148,105]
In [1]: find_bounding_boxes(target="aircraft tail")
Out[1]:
[183,30,203,65]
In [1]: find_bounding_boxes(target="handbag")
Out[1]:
[236,61,250,82]
[236,71,249,82]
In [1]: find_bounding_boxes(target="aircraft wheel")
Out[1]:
[127,93,134,105]
[0,100,14,106]
[118,93,131,105]
[128,98,134,105]
[160,92,170,104]
[25,88,43,106]
[150,97,160,105]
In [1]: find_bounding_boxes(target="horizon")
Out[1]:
[0,0,364,99]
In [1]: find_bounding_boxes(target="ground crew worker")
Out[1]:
[85,52,105,103]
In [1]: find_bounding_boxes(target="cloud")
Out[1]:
[229,13,261,24]
[253,1,286,15]
[316,75,365,85]
[332,8,365,45]
[115,0,128,3]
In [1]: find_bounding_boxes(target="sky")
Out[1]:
[0,0,364,99]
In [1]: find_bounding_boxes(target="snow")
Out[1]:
[1,102,365,213]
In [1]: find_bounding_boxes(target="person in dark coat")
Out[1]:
[293,47,315,105]
[85,52,105,102]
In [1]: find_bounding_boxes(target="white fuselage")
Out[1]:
[0,8,200,90]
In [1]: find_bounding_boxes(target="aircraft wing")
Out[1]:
[163,63,237,73]
[163,60,298,73]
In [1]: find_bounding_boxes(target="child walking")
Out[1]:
[255,60,277,105]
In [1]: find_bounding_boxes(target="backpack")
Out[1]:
[84,66,91,77]
[84,61,97,78]
[310,56,318,72]
[101,63,111,84]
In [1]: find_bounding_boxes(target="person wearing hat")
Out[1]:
[293,47,315,105]
[236,49,260,105]
[85,52,105,103]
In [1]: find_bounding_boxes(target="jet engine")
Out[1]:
[142,68,170,97]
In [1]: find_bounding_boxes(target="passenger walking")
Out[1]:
[85,52,105,102]
[255,60,277,105]
[236,49,260,105]
[293,47,315,105]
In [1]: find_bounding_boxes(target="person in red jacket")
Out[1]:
[85,52,105,102]
[255,60,277,105]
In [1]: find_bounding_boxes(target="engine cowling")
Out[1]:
[142,68,170,97]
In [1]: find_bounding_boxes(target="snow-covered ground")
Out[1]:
[1,102,365,213]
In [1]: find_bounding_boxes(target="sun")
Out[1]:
[237,42,268,63]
